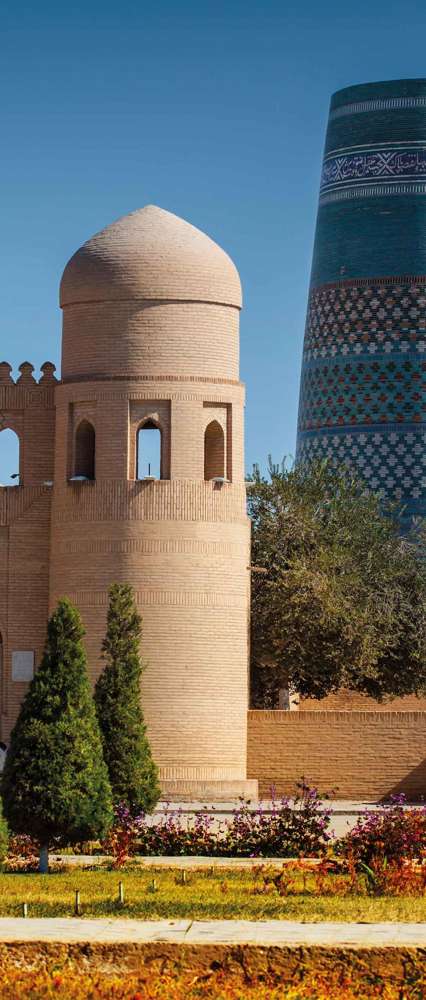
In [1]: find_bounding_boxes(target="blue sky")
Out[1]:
[1,0,426,482]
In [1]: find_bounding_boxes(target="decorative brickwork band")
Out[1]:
[64,590,248,609]
[55,480,248,523]
[58,538,248,556]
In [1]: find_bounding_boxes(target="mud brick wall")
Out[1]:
[247,710,426,801]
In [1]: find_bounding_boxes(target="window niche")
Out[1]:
[74,420,95,480]
[0,428,21,486]
[137,421,162,480]
[204,420,225,480]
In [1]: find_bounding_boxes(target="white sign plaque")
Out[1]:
[12,650,35,682]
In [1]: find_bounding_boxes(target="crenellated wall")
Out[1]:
[0,361,57,485]
[0,361,57,738]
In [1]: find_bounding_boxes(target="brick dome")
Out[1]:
[60,205,242,309]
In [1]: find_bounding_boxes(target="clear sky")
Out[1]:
[1,0,426,482]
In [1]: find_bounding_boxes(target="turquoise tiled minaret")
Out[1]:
[297,79,426,529]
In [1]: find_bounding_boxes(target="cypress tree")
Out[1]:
[95,583,160,814]
[0,798,8,867]
[1,599,113,871]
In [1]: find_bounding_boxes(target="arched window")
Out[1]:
[204,420,225,480]
[74,420,95,479]
[0,428,20,486]
[137,421,161,479]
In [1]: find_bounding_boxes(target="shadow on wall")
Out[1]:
[381,760,426,803]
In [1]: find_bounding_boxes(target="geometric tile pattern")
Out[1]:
[303,280,426,363]
[297,426,425,522]
[299,355,424,429]
[297,278,426,524]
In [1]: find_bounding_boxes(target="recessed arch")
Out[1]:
[204,420,225,480]
[137,420,162,479]
[74,420,95,479]
[0,428,21,486]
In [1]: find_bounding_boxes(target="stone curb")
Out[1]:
[55,855,328,867]
[0,918,425,947]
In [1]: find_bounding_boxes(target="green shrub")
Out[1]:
[0,797,8,866]
[95,584,160,814]
[2,599,113,869]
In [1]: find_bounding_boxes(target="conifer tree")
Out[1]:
[95,583,160,814]
[1,599,113,872]
[0,797,8,866]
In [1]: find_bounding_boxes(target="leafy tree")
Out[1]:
[1,599,113,871]
[94,584,160,814]
[249,459,426,705]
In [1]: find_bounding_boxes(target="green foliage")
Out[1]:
[1,599,113,848]
[248,458,426,703]
[94,584,160,814]
[0,797,8,865]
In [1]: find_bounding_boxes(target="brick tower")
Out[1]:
[49,205,257,800]
[297,79,426,531]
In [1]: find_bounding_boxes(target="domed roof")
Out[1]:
[60,205,242,308]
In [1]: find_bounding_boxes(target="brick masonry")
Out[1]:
[0,205,256,801]
[247,710,426,801]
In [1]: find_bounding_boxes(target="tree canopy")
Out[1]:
[248,459,426,705]
[1,599,113,861]
[94,583,160,814]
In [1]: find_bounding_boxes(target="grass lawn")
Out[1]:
[0,866,425,921]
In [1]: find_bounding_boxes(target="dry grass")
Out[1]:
[0,866,425,921]
[0,965,424,1000]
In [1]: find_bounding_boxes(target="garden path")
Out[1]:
[0,918,424,946]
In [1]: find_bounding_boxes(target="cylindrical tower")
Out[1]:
[50,205,257,800]
[297,79,426,529]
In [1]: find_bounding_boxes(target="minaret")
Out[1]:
[297,79,426,530]
[49,205,257,800]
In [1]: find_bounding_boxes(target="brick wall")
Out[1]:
[247,710,426,801]
[301,690,426,711]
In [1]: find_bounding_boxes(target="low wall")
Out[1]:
[0,940,424,995]
[247,711,426,801]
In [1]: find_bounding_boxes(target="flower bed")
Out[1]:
[103,782,333,864]
[3,789,425,880]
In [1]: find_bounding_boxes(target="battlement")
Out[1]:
[0,362,57,487]
[0,361,57,386]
